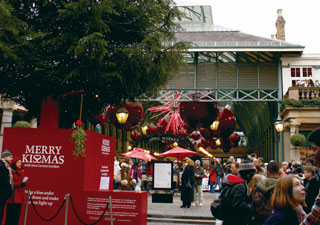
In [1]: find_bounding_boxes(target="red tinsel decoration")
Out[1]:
[148,92,184,135]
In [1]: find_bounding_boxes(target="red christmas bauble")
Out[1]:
[131,131,142,141]
[147,124,158,135]
[179,92,218,130]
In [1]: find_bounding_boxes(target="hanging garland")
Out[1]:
[132,133,195,150]
[71,120,87,157]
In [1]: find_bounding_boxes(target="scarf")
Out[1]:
[1,158,14,190]
[294,204,307,223]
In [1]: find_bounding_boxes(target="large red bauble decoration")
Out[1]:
[215,108,236,139]
[147,124,158,135]
[190,131,201,140]
[131,131,142,141]
[179,92,218,131]
[229,133,240,148]
[95,113,107,126]
[107,101,143,130]
[220,138,232,153]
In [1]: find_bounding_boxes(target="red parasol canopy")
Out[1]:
[158,147,198,160]
[120,148,157,161]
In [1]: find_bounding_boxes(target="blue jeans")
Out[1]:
[210,184,215,193]
[214,176,221,191]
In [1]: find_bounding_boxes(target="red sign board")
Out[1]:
[3,127,147,225]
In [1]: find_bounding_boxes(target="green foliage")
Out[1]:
[0,0,186,123]
[281,99,320,112]
[12,121,31,128]
[71,126,87,157]
[290,134,306,147]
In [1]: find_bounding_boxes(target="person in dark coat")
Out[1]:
[180,158,195,208]
[5,157,27,225]
[0,150,13,224]
[220,159,256,225]
[303,166,320,213]
[263,175,306,225]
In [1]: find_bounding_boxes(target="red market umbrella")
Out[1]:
[158,147,198,160]
[120,148,157,161]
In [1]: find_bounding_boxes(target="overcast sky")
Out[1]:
[175,0,320,53]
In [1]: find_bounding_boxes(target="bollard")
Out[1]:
[23,189,30,225]
[109,196,113,225]
[64,193,70,225]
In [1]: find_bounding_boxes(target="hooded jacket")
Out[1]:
[252,177,278,225]
[220,174,252,225]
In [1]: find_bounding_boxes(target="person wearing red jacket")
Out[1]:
[208,162,217,193]
[5,157,27,225]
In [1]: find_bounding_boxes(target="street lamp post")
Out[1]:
[274,115,284,133]
[274,114,284,162]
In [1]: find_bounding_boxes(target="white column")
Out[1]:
[289,122,301,162]
[283,128,291,161]
[0,109,13,154]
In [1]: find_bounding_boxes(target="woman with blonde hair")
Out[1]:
[263,175,306,225]
[180,158,195,208]
[248,174,265,195]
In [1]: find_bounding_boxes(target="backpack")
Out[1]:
[252,185,275,223]
[210,184,232,220]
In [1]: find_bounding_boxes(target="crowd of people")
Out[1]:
[0,150,27,225]
[176,127,320,225]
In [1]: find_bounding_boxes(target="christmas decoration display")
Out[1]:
[113,93,240,154]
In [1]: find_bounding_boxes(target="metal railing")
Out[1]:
[137,88,280,102]
[23,190,113,225]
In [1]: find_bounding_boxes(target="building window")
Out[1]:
[290,67,312,86]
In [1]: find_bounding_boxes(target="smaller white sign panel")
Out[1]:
[153,162,172,189]
[99,176,110,190]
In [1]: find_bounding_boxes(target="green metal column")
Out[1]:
[236,53,239,89]
[194,53,198,89]
[278,55,284,162]
[216,53,219,89]
[257,55,260,99]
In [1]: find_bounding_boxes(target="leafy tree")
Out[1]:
[0,0,186,126]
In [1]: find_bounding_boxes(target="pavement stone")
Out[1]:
[147,191,217,223]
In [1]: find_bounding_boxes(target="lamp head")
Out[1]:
[115,107,129,124]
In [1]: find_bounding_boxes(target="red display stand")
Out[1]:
[2,98,147,225]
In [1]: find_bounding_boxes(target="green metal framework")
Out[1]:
[137,88,279,102]
[136,50,283,161]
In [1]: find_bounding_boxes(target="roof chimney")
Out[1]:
[275,9,285,41]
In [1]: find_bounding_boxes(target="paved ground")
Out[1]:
[147,191,220,224]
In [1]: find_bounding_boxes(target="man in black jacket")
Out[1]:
[219,159,256,225]
[0,149,13,224]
